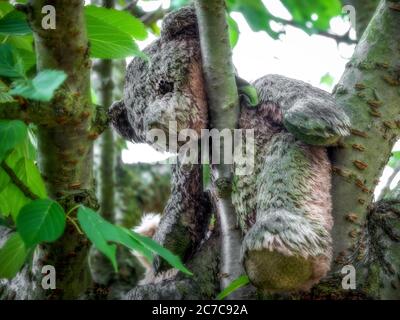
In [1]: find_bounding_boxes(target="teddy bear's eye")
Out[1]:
[157,80,174,95]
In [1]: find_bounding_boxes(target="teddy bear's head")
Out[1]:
[109,6,208,152]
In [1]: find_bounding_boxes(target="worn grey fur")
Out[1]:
[109,6,350,293]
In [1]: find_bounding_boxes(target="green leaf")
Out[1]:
[0,91,13,103]
[127,229,193,275]
[77,206,191,275]
[227,15,239,48]
[0,120,28,161]
[0,183,31,219]
[12,133,37,161]
[16,199,66,248]
[0,2,14,17]
[202,164,211,187]
[0,80,14,103]
[14,158,47,198]
[116,226,154,263]
[85,6,147,59]
[0,233,28,279]
[216,275,250,300]
[388,151,400,169]
[85,6,147,40]
[281,0,342,33]
[77,207,154,271]
[320,73,334,87]
[0,166,10,193]
[77,206,118,271]
[171,0,191,9]
[0,43,25,78]
[90,87,99,105]
[7,35,34,51]
[0,132,40,219]
[15,48,36,73]
[2,35,35,72]
[10,70,67,102]
[239,85,259,107]
[226,0,280,40]
[0,10,31,35]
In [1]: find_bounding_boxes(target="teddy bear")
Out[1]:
[109,6,350,292]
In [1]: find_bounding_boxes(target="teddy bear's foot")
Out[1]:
[241,209,332,292]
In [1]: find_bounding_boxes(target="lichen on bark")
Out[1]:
[318,0,400,298]
[1,0,100,299]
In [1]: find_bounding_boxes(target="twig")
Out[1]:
[1,160,39,200]
[123,2,169,26]
[272,16,357,44]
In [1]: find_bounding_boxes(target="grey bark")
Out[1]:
[325,0,400,299]
[193,0,244,297]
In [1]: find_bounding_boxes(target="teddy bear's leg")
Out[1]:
[152,161,212,272]
[242,132,333,292]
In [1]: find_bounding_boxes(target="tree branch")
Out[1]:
[342,0,380,37]
[123,2,169,27]
[330,0,400,272]
[194,0,244,297]
[1,160,39,200]
[96,0,116,223]
[125,231,222,300]
[272,16,357,44]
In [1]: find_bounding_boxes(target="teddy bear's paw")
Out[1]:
[241,210,332,292]
[283,98,350,146]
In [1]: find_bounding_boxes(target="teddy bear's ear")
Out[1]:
[161,6,198,40]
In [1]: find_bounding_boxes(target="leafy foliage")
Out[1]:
[388,151,400,169]
[0,43,66,102]
[16,199,65,248]
[0,119,27,161]
[10,70,67,102]
[0,233,28,279]
[85,5,147,59]
[0,80,14,102]
[320,73,334,87]
[226,0,281,39]
[77,206,191,275]
[0,10,32,35]
[216,275,250,300]
[281,0,342,32]
[227,14,239,48]
[0,43,25,78]
[0,121,43,219]
[13,158,46,198]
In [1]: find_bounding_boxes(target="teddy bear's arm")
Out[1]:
[152,161,212,272]
[253,74,351,146]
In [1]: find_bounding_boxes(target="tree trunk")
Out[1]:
[344,0,380,37]
[193,0,244,297]
[1,0,105,299]
[329,0,400,297]
[96,0,116,223]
